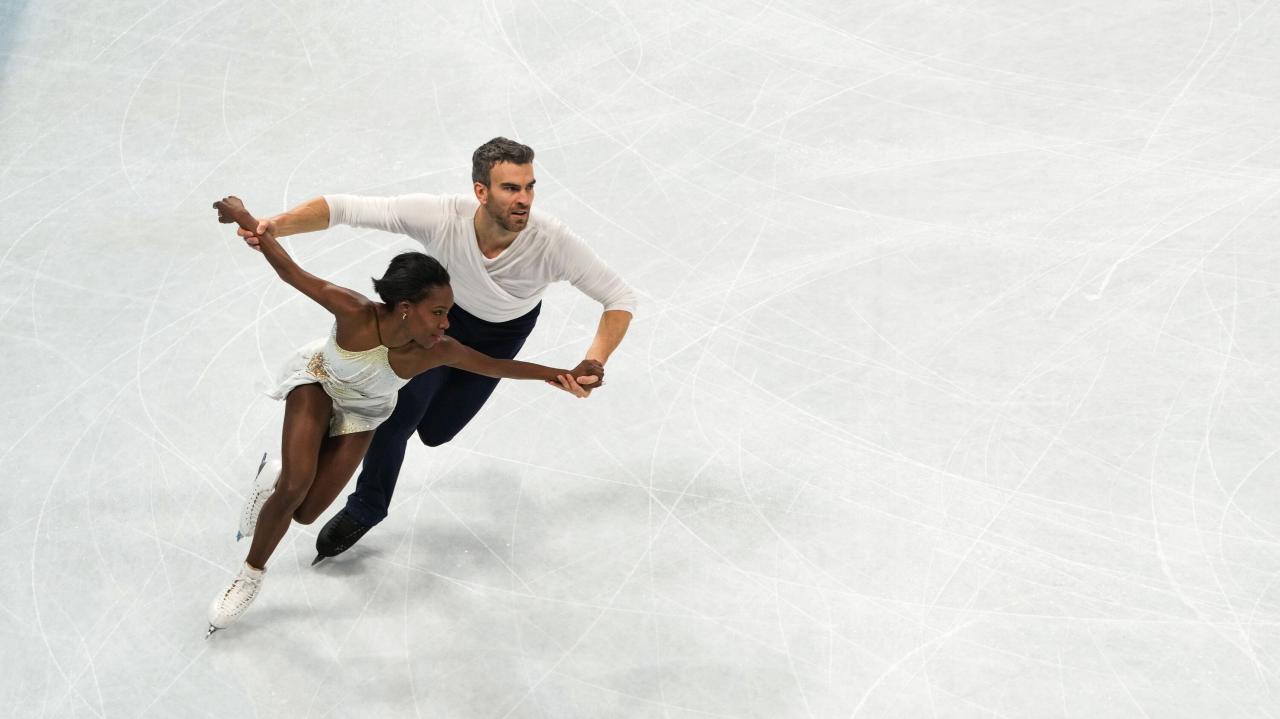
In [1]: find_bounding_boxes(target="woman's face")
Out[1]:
[405,284,453,347]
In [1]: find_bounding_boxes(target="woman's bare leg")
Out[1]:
[245,384,330,569]
[292,430,374,526]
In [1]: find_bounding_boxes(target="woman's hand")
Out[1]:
[546,359,604,398]
[215,196,276,252]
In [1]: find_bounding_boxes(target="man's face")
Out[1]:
[476,161,535,232]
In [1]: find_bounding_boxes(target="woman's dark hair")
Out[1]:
[471,137,535,185]
[371,252,450,305]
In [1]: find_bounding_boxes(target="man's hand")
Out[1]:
[237,218,277,252]
[546,359,604,398]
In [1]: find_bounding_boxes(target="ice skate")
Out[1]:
[237,453,282,541]
[313,508,372,565]
[206,562,266,637]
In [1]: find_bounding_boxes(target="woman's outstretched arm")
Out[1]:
[433,338,602,386]
[215,196,368,317]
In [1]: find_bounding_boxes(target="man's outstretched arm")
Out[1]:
[548,309,632,398]
[237,197,330,245]
[586,309,632,364]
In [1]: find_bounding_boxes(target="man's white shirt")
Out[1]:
[325,193,637,323]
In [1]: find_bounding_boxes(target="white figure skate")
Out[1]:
[206,562,266,638]
[237,453,282,541]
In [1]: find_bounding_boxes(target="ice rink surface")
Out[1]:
[3,0,1280,716]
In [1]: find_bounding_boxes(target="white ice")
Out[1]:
[2,1,1280,717]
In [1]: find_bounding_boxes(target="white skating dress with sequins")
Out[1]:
[268,324,410,437]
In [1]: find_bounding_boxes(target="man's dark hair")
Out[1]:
[371,252,450,305]
[471,137,535,185]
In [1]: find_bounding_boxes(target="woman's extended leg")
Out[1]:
[245,383,331,569]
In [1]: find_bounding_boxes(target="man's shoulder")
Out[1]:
[444,193,479,215]
[403,193,476,219]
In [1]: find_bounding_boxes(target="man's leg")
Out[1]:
[314,366,448,557]
[316,304,539,562]
[342,367,449,526]
[416,370,502,447]
[417,303,542,446]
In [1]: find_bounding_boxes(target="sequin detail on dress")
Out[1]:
[306,351,329,380]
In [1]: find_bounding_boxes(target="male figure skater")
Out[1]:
[235,137,636,563]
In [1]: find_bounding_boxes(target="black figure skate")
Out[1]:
[313,508,372,565]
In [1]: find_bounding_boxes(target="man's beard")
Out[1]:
[491,206,528,233]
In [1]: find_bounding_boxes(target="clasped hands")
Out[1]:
[549,359,604,398]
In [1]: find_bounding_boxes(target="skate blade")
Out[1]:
[205,624,220,640]
[235,531,244,542]
[256,452,268,475]
[311,554,326,566]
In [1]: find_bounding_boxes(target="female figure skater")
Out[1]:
[206,196,601,637]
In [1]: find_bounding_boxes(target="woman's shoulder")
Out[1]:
[331,299,384,352]
[393,336,458,375]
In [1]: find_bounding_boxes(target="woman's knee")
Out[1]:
[272,470,315,510]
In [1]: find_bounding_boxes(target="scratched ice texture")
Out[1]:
[2,0,1280,717]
